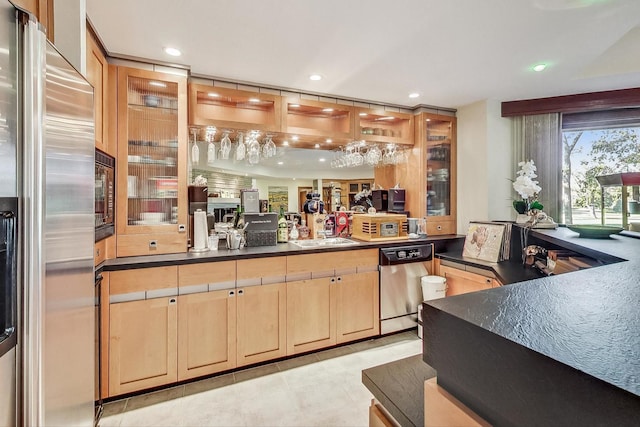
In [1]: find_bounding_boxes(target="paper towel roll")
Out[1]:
[193,209,208,250]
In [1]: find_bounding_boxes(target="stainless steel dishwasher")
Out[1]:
[379,243,434,334]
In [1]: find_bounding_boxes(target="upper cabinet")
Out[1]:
[116,67,188,257]
[416,112,457,235]
[281,98,354,146]
[189,84,282,133]
[86,28,113,156]
[355,107,414,146]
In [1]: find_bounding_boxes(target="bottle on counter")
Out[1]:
[236,205,244,230]
[289,218,299,241]
[277,206,288,243]
[232,204,241,228]
[298,219,310,240]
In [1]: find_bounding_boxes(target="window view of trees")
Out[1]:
[561,127,640,225]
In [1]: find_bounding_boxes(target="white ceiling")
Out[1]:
[87,0,640,110]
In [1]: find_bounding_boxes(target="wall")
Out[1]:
[456,100,513,233]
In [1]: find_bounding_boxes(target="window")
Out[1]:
[561,109,640,227]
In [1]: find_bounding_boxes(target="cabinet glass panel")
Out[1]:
[126,77,179,226]
[426,118,452,216]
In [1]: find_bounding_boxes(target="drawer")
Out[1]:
[116,233,187,257]
[178,261,236,287]
[237,256,286,280]
[426,220,456,235]
[110,266,178,295]
[286,249,378,276]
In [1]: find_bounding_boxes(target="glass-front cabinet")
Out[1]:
[116,67,188,257]
[355,107,414,146]
[416,112,457,235]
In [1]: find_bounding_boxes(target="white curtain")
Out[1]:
[512,113,562,222]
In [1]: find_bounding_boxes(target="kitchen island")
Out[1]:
[423,227,640,426]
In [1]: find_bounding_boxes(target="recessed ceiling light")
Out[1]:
[322,108,334,112]
[282,140,289,146]
[326,139,332,143]
[277,161,284,165]
[164,47,181,57]
[314,144,320,148]
[319,158,326,162]
[309,74,322,81]
[290,104,300,108]
[533,63,547,72]
[426,119,431,122]
[149,81,167,88]
[248,98,260,103]
[208,92,219,97]
[409,93,420,99]
[359,112,368,117]
[292,135,299,141]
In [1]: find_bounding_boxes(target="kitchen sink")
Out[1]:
[289,238,359,248]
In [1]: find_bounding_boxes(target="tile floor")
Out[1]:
[100,331,422,427]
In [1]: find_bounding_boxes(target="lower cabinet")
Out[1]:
[109,297,177,396]
[287,277,337,355]
[440,264,497,296]
[287,270,380,355]
[177,289,237,381]
[337,271,380,344]
[236,282,287,367]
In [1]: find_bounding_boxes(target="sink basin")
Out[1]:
[290,238,359,248]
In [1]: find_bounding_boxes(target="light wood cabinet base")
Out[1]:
[424,378,490,427]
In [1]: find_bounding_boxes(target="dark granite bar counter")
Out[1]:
[423,227,640,426]
[362,355,436,427]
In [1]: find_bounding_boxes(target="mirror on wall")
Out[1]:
[189,147,376,215]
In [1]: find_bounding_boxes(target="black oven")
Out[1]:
[95,149,115,242]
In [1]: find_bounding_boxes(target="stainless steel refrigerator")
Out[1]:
[0,1,95,425]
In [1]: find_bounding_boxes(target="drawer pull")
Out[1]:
[437,225,442,231]
[149,240,158,249]
[178,224,186,233]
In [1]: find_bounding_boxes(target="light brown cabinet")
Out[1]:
[337,271,380,343]
[177,289,237,381]
[355,107,414,146]
[281,97,354,147]
[188,84,282,133]
[439,264,498,296]
[287,276,337,355]
[86,28,112,156]
[236,282,287,366]
[286,249,379,355]
[109,297,177,396]
[116,66,188,257]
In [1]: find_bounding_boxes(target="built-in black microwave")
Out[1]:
[95,149,115,242]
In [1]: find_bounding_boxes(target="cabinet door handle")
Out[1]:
[169,298,176,304]
[336,276,342,283]
[228,290,235,297]
[486,278,492,284]
[330,277,336,283]
[237,289,244,296]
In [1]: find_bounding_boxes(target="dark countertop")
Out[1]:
[101,234,465,271]
[424,226,640,425]
[362,355,436,427]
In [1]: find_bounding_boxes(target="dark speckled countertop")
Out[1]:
[101,235,464,270]
[424,226,640,425]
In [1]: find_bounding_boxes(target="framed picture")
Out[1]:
[462,222,506,263]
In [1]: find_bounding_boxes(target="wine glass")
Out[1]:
[190,127,200,165]
[220,130,232,160]
[235,132,246,161]
[205,126,217,165]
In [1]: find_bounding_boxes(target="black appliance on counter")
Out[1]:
[242,212,278,246]
[371,189,388,211]
[388,188,406,211]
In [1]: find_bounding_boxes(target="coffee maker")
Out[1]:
[188,185,208,248]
